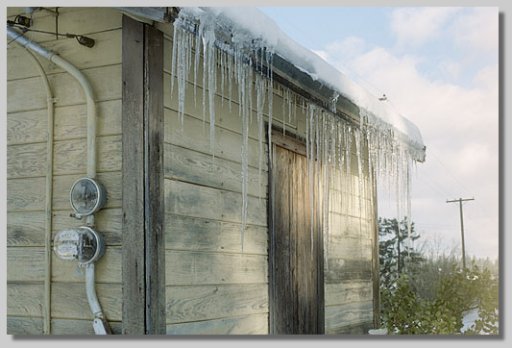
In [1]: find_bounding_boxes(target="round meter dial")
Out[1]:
[69,177,106,218]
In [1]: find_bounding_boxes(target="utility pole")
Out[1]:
[446,197,475,270]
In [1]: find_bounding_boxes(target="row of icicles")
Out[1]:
[170,15,417,253]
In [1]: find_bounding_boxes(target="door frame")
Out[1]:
[268,128,325,334]
[121,15,165,335]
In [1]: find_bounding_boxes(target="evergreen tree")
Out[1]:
[378,217,423,289]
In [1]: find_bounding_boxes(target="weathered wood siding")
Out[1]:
[157,20,376,335]
[158,22,274,335]
[7,7,123,335]
[324,159,377,334]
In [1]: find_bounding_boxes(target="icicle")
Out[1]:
[266,50,273,165]
[256,74,266,200]
[193,24,201,106]
[204,28,217,157]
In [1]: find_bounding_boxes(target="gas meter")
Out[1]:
[53,226,105,265]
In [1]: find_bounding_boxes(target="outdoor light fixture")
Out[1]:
[53,226,105,265]
[69,177,107,219]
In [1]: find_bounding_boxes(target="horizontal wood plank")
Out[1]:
[51,247,121,283]
[166,312,268,335]
[7,283,44,317]
[51,282,122,321]
[53,99,122,140]
[165,214,267,255]
[8,29,121,81]
[7,316,44,335]
[165,179,267,227]
[166,284,268,324]
[325,301,374,334]
[7,109,48,145]
[164,143,267,198]
[325,281,373,307]
[7,142,47,179]
[164,108,265,170]
[53,135,122,175]
[8,64,121,113]
[325,259,373,284]
[7,247,46,282]
[51,319,122,335]
[166,251,268,286]
[6,7,122,44]
[7,211,46,246]
[7,177,46,212]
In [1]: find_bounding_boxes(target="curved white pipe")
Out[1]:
[7,26,106,333]
[7,27,97,181]
[24,48,55,335]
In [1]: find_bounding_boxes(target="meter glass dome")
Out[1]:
[70,178,106,217]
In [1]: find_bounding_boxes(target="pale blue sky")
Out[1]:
[260,7,499,260]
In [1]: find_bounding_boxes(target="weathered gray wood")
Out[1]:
[51,319,122,335]
[325,281,373,307]
[7,247,46,282]
[144,23,166,335]
[52,172,122,210]
[327,236,372,261]
[7,177,46,212]
[270,144,323,334]
[7,109,48,145]
[164,143,267,198]
[165,179,267,227]
[271,145,293,333]
[51,282,122,321]
[165,214,267,255]
[53,208,122,246]
[7,283,44,317]
[121,14,145,335]
[166,313,268,335]
[8,64,121,113]
[51,247,122,283]
[6,8,122,44]
[271,131,306,157]
[7,316,44,335]
[163,71,282,142]
[166,251,268,286]
[166,284,268,324]
[53,100,122,140]
[8,29,122,81]
[53,135,122,175]
[7,142,47,179]
[7,100,121,146]
[164,108,265,170]
[325,259,373,284]
[7,211,46,246]
[329,213,372,239]
[324,301,373,334]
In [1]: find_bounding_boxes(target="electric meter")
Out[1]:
[69,177,106,219]
[53,226,105,265]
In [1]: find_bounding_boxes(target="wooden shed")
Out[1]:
[6,7,426,335]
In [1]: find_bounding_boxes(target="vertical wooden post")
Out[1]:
[143,24,165,335]
[122,15,165,335]
[122,15,145,335]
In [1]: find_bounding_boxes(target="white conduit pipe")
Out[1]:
[7,26,107,333]
[6,26,97,191]
[24,48,55,335]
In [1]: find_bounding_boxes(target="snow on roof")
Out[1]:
[181,7,425,154]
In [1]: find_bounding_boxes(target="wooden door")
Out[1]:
[269,136,324,334]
